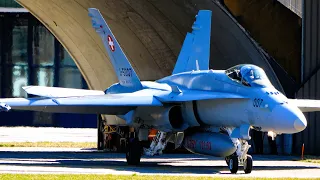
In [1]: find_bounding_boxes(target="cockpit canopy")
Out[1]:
[226,64,273,87]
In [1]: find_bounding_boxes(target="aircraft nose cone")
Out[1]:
[270,104,307,134]
[294,118,307,132]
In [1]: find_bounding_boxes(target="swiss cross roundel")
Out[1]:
[107,35,115,52]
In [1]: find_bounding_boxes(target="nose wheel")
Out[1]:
[225,154,253,174]
[224,137,252,174]
[243,155,253,174]
[226,155,239,174]
[222,127,253,174]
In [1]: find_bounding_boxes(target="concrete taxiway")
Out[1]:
[0,127,96,142]
[0,148,318,178]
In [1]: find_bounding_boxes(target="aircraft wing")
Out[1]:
[289,99,320,112]
[22,86,105,98]
[0,92,163,114]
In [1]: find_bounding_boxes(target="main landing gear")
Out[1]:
[125,131,169,165]
[126,133,142,165]
[225,139,253,174]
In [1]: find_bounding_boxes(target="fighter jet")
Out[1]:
[0,8,317,174]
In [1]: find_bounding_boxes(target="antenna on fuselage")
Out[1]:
[196,60,200,71]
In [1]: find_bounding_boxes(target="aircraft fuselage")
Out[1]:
[131,69,307,134]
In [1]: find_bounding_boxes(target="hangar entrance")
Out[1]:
[0,11,96,127]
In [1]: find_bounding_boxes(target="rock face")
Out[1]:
[16,0,282,90]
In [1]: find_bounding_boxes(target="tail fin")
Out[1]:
[172,10,212,74]
[88,8,142,91]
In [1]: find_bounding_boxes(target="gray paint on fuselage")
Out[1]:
[196,98,250,127]
[109,69,301,134]
[154,69,289,132]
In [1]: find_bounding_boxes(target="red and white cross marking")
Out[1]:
[107,35,115,52]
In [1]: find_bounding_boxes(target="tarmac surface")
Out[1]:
[0,127,319,178]
[0,148,318,178]
[0,127,96,142]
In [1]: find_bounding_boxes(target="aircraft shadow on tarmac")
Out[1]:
[0,152,318,175]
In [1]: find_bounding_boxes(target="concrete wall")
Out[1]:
[294,0,320,155]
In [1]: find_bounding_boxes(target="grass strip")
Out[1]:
[0,141,96,148]
[300,155,320,164]
[0,174,316,180]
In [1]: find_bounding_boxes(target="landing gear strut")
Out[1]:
[144,131,168,156]
[125,130,169,165]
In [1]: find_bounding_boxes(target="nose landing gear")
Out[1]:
[223,127,253,174]
[226,153,253,174]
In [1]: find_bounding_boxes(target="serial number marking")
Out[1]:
[119,68,132,77]
[186,139,211,150]
[253,98,263,107]
[199,140,211,150]
[186,139,197,149]
[120,80,132,85]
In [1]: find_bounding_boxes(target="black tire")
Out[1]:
[126,138,142,165]
[243,155,253,174]
[228,155,239,174]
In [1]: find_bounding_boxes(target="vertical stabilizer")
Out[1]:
[172,10,212,74]
[88,8,142,92]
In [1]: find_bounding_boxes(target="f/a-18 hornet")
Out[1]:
[0,8,318,174]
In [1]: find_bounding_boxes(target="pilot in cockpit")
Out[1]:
[241,69,255,87]
[248,69,254,80]
[240,66,253,87]
[226,64,273,88]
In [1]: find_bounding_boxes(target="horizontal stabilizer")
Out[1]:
[289,99,320,112]
[23,86,105,98]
